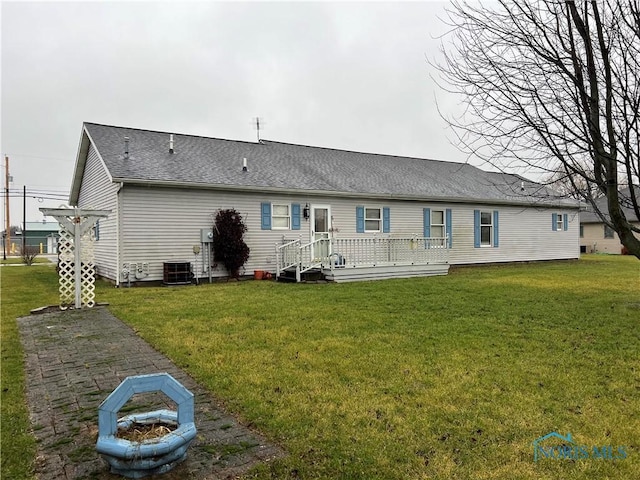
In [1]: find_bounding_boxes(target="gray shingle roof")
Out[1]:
[580,187,640,223]
[76,122,577,207]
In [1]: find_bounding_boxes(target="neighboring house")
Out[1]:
[579,187,640,254]
[69,122,579,284]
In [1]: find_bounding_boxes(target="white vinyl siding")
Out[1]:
[119,188,314,281]
[112,186,580,282]
[317,199,579,264]
[76,143,119,281]
[453,206,577,264]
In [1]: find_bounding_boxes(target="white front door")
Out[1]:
[311,205,331,260]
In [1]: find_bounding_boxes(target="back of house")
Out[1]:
[69,122,580,284]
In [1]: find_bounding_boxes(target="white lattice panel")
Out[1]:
[58,227,75,309]
[80,229,96,307]
[57,220,97,309]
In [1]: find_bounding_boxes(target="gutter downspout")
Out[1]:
[115,182,123,287]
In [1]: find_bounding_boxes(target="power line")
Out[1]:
[8,195,68,200]
[8,188,68,193]
[7,189,68,195]
[2,152,71,163]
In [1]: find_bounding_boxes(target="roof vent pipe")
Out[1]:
[124,137,129,159]
[242,157,247,172]
[169,134,174,154]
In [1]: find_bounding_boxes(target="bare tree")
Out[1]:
[544,160,602,200]
[434,0,640,258]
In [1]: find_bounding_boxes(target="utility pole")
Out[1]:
[4,156,9,255]
[23,185,27,254]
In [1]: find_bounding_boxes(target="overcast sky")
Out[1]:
[1,0,469,226]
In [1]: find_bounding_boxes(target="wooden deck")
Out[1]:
[322,263,450,282]
[276,236,450,283]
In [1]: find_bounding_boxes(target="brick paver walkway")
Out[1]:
[18,307,286,479]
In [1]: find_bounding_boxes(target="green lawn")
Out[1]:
[1,264,58,479]
[2,256,639,479]
[0,257,51,265]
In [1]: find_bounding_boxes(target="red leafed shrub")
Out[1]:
[212,209,250,278]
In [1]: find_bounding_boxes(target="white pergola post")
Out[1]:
[40,208,111,309]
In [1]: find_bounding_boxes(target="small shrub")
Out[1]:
[212,209,250,278]
[21,247,39,266]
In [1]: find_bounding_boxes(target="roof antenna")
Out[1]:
[253,117,264,143]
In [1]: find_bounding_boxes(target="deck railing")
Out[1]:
[277,235,449,280]
[330,236,448,268]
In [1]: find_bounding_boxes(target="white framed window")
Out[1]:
[556,213,563,232]
[365,207,381,232]
[480,211,493,246]
[272,204,290,230]
[431,210,445,238]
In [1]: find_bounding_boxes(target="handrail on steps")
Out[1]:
[275,238,300,280]
[276,237,328,282]
[298,238,328,273]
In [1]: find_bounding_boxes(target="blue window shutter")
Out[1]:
[382,207,390,233]
[445,208,452,248]
[356,206,365,233]
[291,203,301,230]
[493,210,499,247]
[473,210,480,248]
[423,208,431,238]
[261,202,271,230]
[563,213,568,231]
[552,213,558,231]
